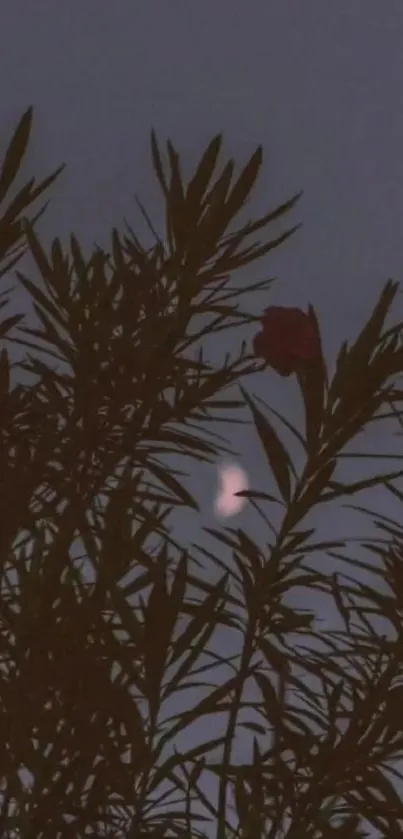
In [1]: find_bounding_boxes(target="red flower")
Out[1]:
[253,305,322,376]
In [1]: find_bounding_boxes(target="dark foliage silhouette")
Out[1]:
[1,108,403,838]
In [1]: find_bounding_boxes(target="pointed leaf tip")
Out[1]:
[0,107,34,203]
[241,386,293,503]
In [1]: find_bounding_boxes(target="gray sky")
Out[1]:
[3,2,403,833]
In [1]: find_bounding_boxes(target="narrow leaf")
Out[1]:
[329,279,399,410]
[186,134,223,212]
[148,461,199,510]
[296,304,327,456]
[0,108,32,203]
[150,129,169,198]
[0,313,24,340]
[225,145,263,220]
[241,387,293,503]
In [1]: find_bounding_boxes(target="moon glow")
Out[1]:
[214,462,249,518]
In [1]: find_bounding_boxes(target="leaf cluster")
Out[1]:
[0,109,403,839]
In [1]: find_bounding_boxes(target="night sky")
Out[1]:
[2,2,403,833]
